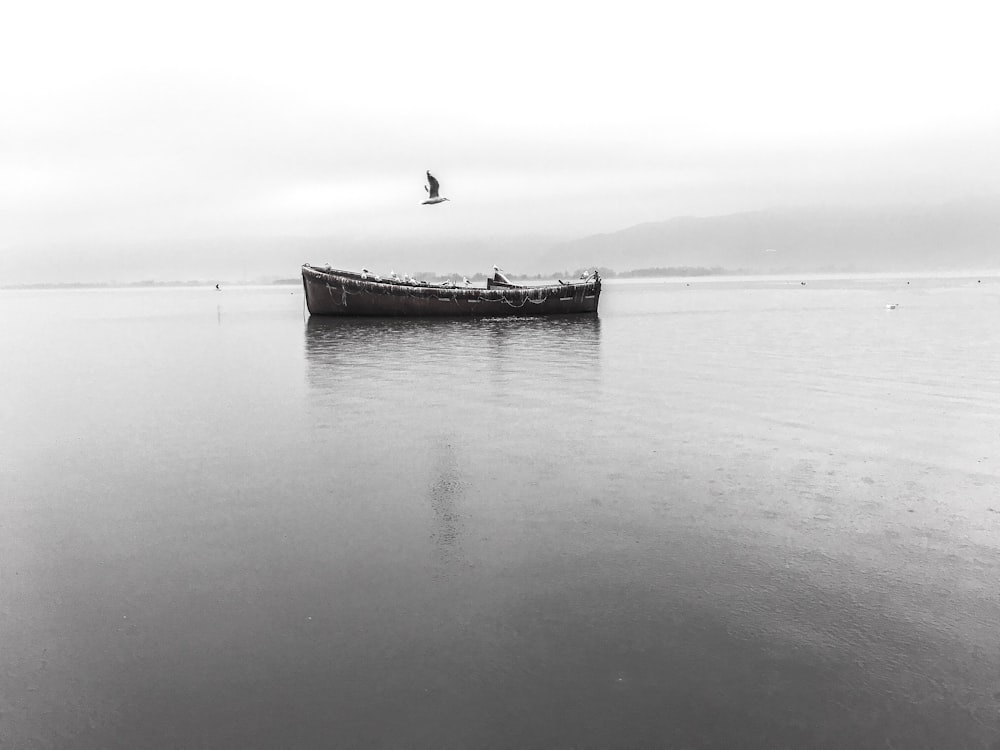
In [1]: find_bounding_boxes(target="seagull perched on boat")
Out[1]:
[462,276,471,287]
[492,265,512,285]
[390,270,400,282]
[422,171,449,205]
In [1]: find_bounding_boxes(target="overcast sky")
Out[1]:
[3,0,999,280]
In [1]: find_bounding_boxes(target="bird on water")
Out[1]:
[422,171,449,205]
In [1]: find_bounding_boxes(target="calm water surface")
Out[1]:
[2,276,1000,749]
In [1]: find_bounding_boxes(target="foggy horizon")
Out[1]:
[4,0,999,283]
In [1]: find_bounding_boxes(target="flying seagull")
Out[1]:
[422,171,449,205]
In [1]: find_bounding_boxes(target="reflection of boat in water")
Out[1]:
[301,265,601,317]
[304,315,602,392]
[305,315,601,364]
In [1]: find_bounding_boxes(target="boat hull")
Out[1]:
[301,265,601,317]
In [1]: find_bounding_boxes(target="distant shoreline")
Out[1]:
[3,266,997,291]
[1,267,732,290]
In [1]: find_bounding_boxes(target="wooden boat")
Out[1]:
[301,265,601,317]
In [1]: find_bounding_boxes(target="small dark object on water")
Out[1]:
[800,281,806,285]
[215,284,220,290]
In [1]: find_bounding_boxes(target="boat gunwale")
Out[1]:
[301,264,599,298]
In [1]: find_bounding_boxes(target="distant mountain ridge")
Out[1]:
[544,200,1000,273]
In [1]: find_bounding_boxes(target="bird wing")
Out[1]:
[426,171,440,199]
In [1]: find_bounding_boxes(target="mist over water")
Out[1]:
[2,276,999,748]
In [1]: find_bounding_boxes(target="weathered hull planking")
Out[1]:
[301,265,601,317]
